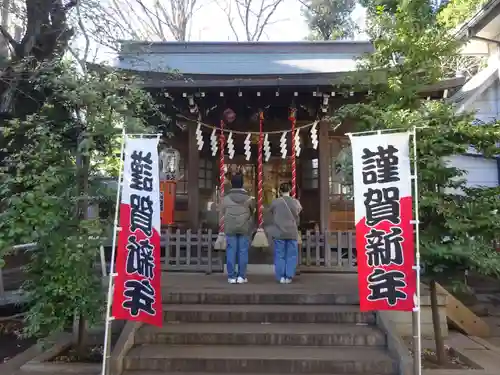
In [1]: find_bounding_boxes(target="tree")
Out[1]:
[437,0,487,29]
[0,0,77,114]
[0,61,164,346]
[358,0,399,14]
[301,0,356,40]
[217,0,286,41]
[336,0,500,363]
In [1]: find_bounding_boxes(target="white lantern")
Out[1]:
[159,147,180,181]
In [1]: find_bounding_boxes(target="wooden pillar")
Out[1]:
[187,125,200,229]
[318,120,330,232]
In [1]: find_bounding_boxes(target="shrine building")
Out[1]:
[105,41,465,272]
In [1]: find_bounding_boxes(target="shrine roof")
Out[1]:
[114,41,373,76]
[90,41,465,92]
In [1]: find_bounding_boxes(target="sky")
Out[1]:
[188,0,367,41]
[90,0,367,64]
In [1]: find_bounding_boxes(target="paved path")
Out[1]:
[419,331,500,375]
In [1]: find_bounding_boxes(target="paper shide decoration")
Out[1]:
[210,128,218,156]
[227,131,235,159]
[263,133,271,162]
[310,121,318,150]
[196,122,204,151]
[244,133,251,161]
[280,131,287,159]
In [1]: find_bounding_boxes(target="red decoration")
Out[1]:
[160,180,176,225]
[219,120,226,233]
[257,112,264,228]
[289,108,297,198]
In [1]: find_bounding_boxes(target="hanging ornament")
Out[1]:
[280,131,287,159]
[294,128,301,157]
[310,121,318,150]
[244,133,251,161]
[214,120,226,250]
[196,122,204,151]
[289,107,297,198]
[210,128,218,156]
[252,111,269,248]
[263,133,271,162]
[227,131,235,159]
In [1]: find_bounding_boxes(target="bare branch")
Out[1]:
[216,0,240,41]
[217,0,285,41]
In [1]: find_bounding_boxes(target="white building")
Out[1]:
[451,0,500,188]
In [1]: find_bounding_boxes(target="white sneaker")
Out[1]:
[285,278,292,284]
[279,277,286,284]
[236,277,248,284]
[228,278,237,284]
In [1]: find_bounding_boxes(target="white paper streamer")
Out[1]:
[196,122,204,151]
[280,131,287,159]
[310,121,318,150]
[227,131,235,159]
[264,133,271,162]
[244,133,252,161]
[210,128,218,156]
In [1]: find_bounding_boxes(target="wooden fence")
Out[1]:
[161,229,223,273]
[161,229,357,273]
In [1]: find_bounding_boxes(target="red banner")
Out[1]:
[348,132,416,312]
[112,136,163,326]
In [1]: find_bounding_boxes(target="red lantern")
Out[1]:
[223,108,236,123]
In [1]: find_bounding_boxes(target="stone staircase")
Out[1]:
[121,279,398,375]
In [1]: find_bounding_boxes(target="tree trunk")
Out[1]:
[430,279,446,364]
[74,151,90,354]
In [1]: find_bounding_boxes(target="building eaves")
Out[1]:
[454,0,500,39]
[449,59,499,112]
[118,40,374,55]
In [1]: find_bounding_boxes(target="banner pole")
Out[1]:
[411,127,422,375]
[101,129,126,375]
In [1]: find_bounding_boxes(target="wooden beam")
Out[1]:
[318,120,330,232]
[187,123,200,228]
[435,282,490,337]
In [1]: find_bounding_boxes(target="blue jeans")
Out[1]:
[274,239,298,281]
[226,235,250,279]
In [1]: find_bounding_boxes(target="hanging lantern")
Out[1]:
[159,146,180,226]
[159,147,180,181]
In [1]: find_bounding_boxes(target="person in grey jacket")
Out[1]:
[220,173,255,284]
[269,182,302,284]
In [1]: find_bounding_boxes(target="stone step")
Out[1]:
[163,291,359,305]
[123,372,391,375]
[136,322,386,347]
[124,344,397,374]
[163,304,375,324]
